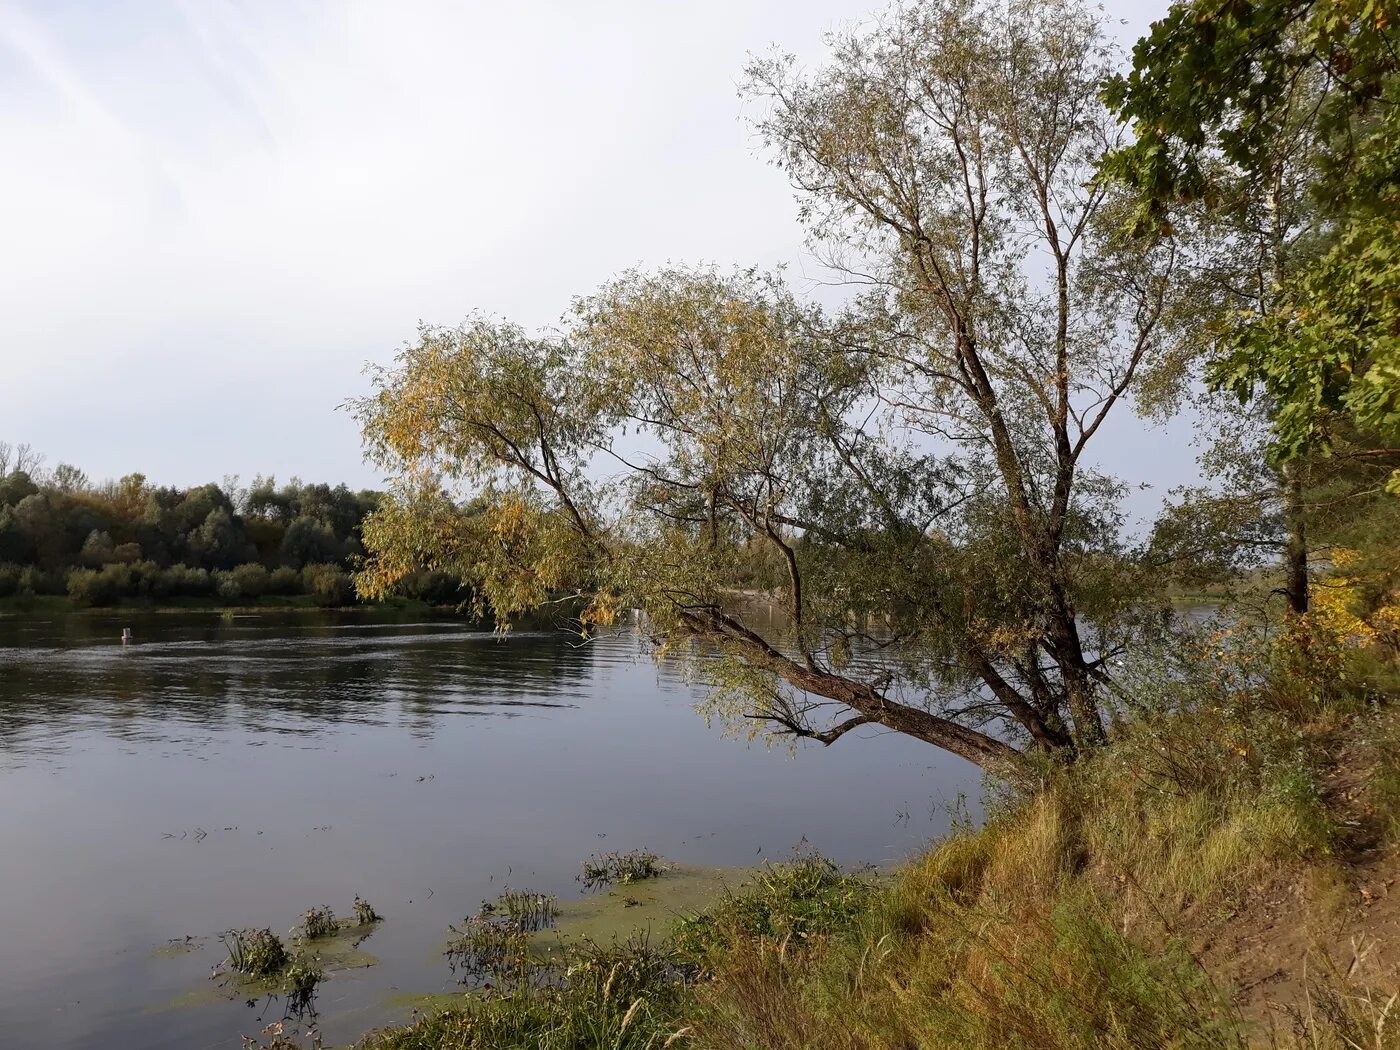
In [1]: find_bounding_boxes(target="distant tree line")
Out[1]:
[0,447,470,608]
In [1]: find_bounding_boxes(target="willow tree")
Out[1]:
[355,0,1179,769]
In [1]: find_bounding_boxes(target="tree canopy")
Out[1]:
[1105,0,1400,469]
[0,460,401,608]
[355,0,1187,769]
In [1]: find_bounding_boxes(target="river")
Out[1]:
[0,609,979,1049]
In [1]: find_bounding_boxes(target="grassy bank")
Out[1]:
[294,618,1400,1050]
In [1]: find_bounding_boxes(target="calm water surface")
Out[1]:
[0,610,979,1049]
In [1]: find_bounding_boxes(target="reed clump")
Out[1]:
[359,936,689,1050]
[281,955,324,1018]
[353,895,382,925]
[221,928,291,979]
[444,914,535,991]
[298,905,340,941]
[579,850,663,890]
[484,889,557,932]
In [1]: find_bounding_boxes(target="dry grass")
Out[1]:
[348,646,1400,1050]
[682,696,1382,1050]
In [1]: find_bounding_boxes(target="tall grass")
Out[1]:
[359,938,691,1050]
[350,623,1400,1050]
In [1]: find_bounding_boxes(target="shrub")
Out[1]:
[215,571,240,602]
[68,563,147,606]
[0,561,20,596]
[302,563,355,606]
[150,565,213,598]
[66,568,108,607]
[229,562,270,600]
[217,562,271,602]
[17,566,53,595]
[268,566,301,596]
[112,542,143,564]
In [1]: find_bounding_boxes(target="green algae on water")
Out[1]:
[538,864,742,952]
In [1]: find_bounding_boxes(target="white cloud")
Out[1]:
[0,0,1172,493]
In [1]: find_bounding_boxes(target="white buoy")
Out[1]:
[121,627,133,645]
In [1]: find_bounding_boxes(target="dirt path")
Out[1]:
[1198,721,1400,1040]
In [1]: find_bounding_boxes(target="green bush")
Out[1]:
[214,562,271,602]
[0,562,22,596]
[17,566,55,595]
[231,562,269,598]
[267,565,301,596]
[66,568,108,607]
[67,562,159,606]
[302,563,355,606]
[150,565,213,598]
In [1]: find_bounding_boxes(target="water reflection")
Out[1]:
[0,614,597,760]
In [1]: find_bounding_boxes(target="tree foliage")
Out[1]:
[1105,0,1400,467]
[356,0,1186,768]
[0,452,385,608]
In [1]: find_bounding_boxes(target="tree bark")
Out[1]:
[678,609,1023,769]
[1283,463,1309,615]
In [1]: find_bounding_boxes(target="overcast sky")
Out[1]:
[0,0,1192,521]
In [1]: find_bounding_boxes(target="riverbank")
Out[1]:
[330,641,1400,1050]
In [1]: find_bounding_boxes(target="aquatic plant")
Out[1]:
[357,936,689,1050]
[671,851,871,965]
[353,895,381,925]
[298,906,340,940]
[444,915,535,991]
[579,850,663,890]
[241,1020,323,1049]
[281,955,324,1018]
[221,928,290,978]
[488,889,557,932]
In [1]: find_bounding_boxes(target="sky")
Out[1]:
[0,0,1191,522]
